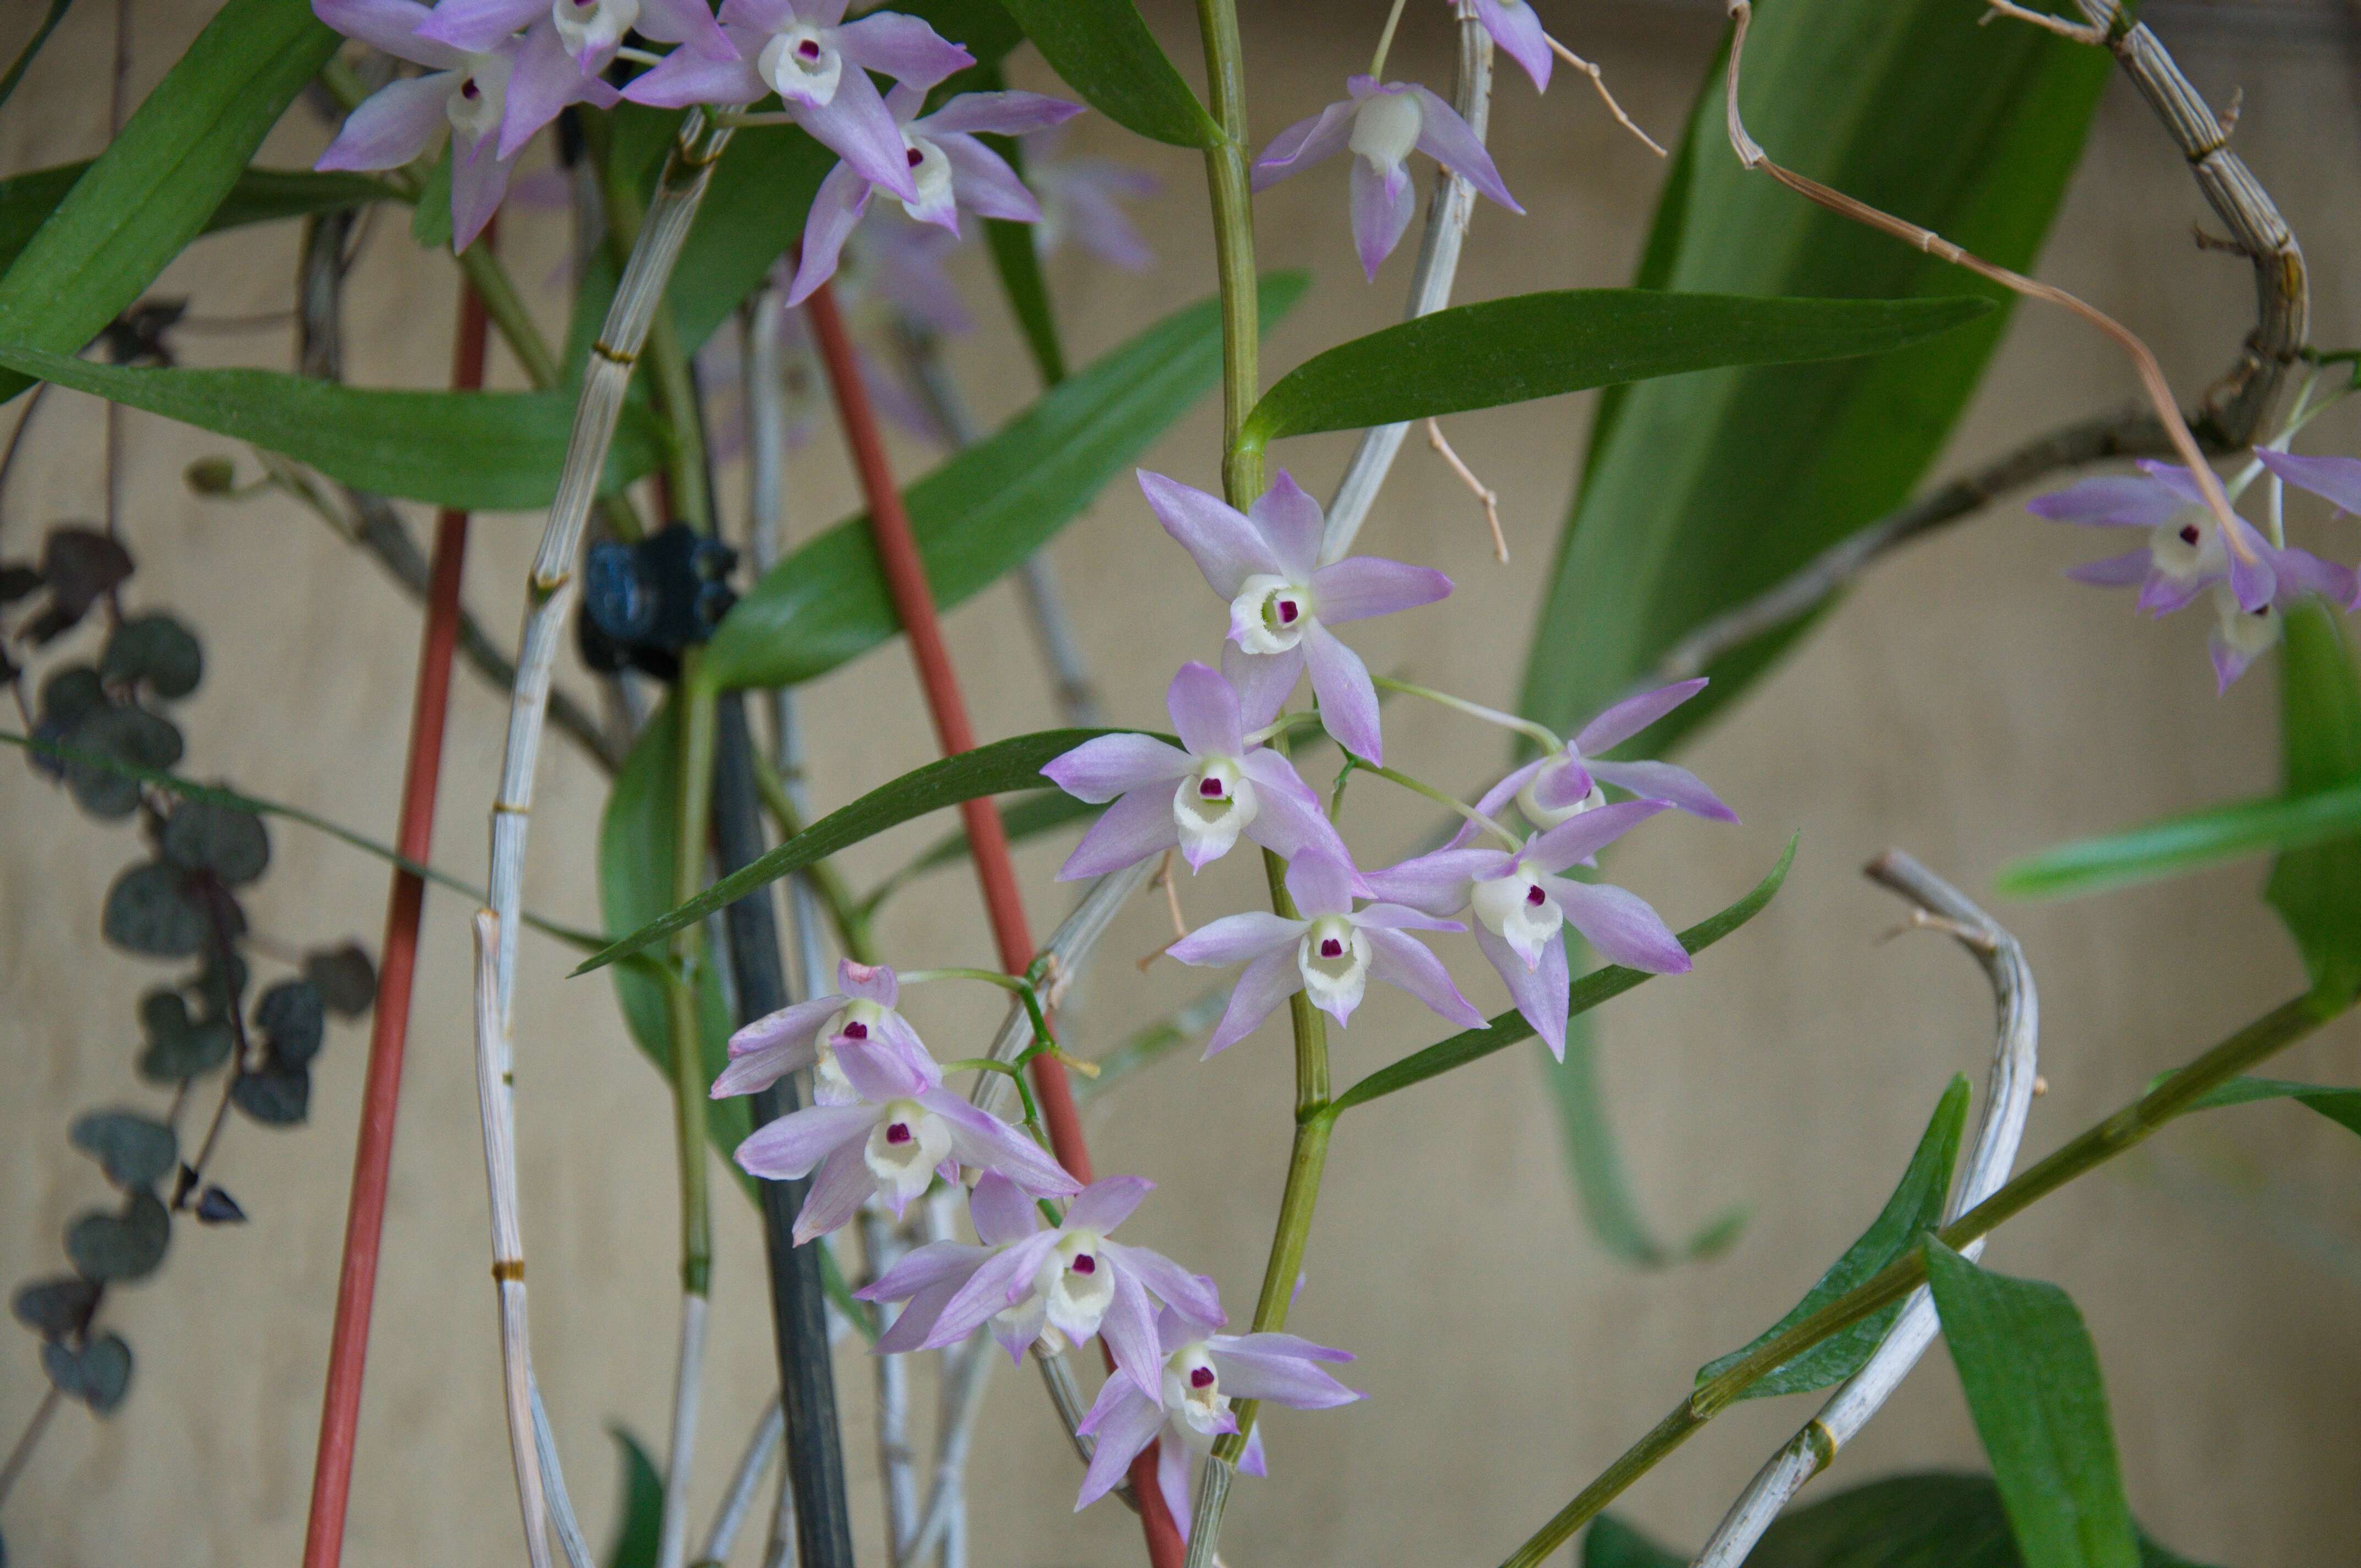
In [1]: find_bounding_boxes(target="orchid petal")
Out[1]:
[2257,448,2361,515]
[835,10,974,91]
[2064,549,2158,587]
[1406,84,1522,211]
[620,47,766,108]
[788,1141,875,1242]
[969,1170,1041,1246]
[1207,1341,1362,1408]
[1347,154,1417,280]
[1544,877,1691,974]
[1302,622,1383,763]
[449,142,519,254]
[1474,0,1553,90]
[1103,1242,1224,1326]
[796,67,920,202]
[711,1039,811,1099]
[1101,1267,1164,1394]
[637,0,736,53]
[860,1239,989,1304]
[1476,924,1569,1058]
[917,88,1084,137]
[734,1103,875,1180]
[1586,759,1739,824]
[935,132,1041,222]
[1360,847,1493,917]
[1074,1383,1162,1508]
[834,1039,935,1102]
[1168,911,1304,968]
[1043,733,1193,802]
[410,0,540,53]
[1249,471,1325,581]
[315,74,451,173]
[1066,1175,1154,1236]
[1158,1434,1194,1541]
[1308,557,1451,624]
[923,1090,1081,1196]
[315,0,464,66]
[1140,470,1281,596]
[786,160,876,305]
[1283,851,1358,918]
[2024,473,2188,527]
[1250,99,1355,189]
[1573,678,1708,754]
[1222,640,1303,731]
[1054,785,1180,881]
[1167,662,1246,760]
[1364,927,1486,1028]
[1200,946,1303,1056]
[1525,799,1669,873]
[926,1231,1059,1345]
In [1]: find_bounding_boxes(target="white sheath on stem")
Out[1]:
[531,1382,596,1568]
[1690,852,2038,1567]
[655,1294,709,1568]
[476,108,737,1568]
[474,911,553,1568]
[1319,4,1493,564]
[861,1213,922,1561]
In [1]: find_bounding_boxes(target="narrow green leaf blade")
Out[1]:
[1995,779,2361,901]
[2267,603,2361,1005]
[578,728,1153,973]
[596,700,753,1180]
[2174,1075,2361,1140]
[1329,835,1796,1114]
[0,0,338,403]
[0,164,399,282]
[1242,290,1990,447]
[1695,1072,1968,1400]
[1924,1243,2143,1568]
[994,0,1221,148]
[869,788,1101,908]
[703,274,1308,690]
[0,349,662,509]
[1522,0,2115,752]
[1581,1518,1685,1568]
[0,1,77,114]
[602,1427,666,1568]
[664,126,834,352]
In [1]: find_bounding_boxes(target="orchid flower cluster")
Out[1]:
[2032,444,2361,691]
[704,462,1733,1527]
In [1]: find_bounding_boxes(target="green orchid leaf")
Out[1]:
[0,0,338,404]
[1522,0,2117,753]
[1695,1072,1968,1400]
[1241,290,1992,450]
[993,0,1221,149]
[1924,1243,2143,1568]
[2267,603,2361,1006]
[0,163,400,282]
[1996,778,2361,902]
[703,274,1308,690]
[0,347,662,510]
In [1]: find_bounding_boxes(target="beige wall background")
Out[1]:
[4,1,2360,1564]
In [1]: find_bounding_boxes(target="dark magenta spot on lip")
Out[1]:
[906,146,924,166]
[1277,600,1299,624]
[1198,777,1224,798]
[1071,1254,1096,1275]
[798,38,821,56]
[1525,884,1546,907]
[2180,524,2201,546]
[885,1122,912,1145]
[1189,1366,1215,1389]
[842,1020,868,1039]
[461,79,480,99]
[1319,938,1344,958]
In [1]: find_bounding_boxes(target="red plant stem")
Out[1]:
[298,257,491,1568]
[804,281,1187,1568]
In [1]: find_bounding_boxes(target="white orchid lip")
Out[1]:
[1162,1342,1229,1445]
[1039,1231,1114,1340]
[1350,89,1422,173]
[897,133,956,221]
[1472,862,1561,966]
[1172,756,1259,864]
[2150,509,2226,582]
[445,53,512,144]
[1298,916,1370,1015]
[760,23,844,105]
[2212,582,2281,655]
[863,1098,948,1203]
[553,0,638,58]
[1516,759,1606,831]
[1231,573,1313,655]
